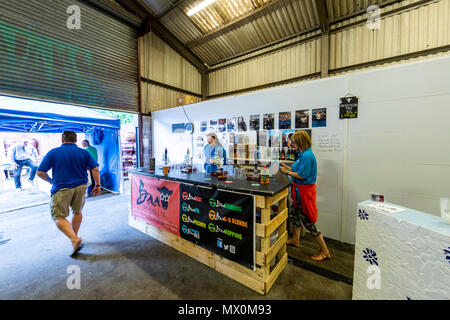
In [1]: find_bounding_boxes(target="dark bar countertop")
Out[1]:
[129,167,290,197]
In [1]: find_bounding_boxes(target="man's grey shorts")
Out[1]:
[50,184,87,220]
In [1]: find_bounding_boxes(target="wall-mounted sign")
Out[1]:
[340,96,359,119]
[172,123,186,133]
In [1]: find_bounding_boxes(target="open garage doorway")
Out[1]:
[0,96,137,214]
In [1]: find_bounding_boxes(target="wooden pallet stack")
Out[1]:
[254,187,289,294]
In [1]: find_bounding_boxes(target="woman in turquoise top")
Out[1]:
[204,132,226,173]
[280,131,331,261]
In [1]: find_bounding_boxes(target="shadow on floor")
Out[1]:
[286,228,355,285]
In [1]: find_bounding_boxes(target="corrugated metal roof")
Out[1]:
[326,0,390,21]
[139,0,413,66]
[142,0,176,16]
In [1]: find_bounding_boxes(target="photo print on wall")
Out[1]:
[238,117,248,132]
[312,108,327,127]
[279,112,292,129]
[200,121,207,132]
[218,118,226,132]
[263,113,274,130]
[227,117,236,131]
[209,119,218,131]
[249,115,260,131]
[295,109,310,128]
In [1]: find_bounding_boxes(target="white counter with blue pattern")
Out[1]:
[353,200,450,300]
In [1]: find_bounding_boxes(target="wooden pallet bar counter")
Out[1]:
[128,167,290,295]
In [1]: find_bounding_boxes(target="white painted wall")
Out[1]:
[152,54,450,244]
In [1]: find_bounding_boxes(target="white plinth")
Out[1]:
[353,201,450,300]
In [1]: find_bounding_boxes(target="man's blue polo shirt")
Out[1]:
[38,143,98,195]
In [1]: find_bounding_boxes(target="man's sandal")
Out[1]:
[70,241,84,258]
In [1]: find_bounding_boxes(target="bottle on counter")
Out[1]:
[260,165,269,184]
[280,149,285,160]
[289,148,295,160]
[163,148,168,164]
[184,149,191,166]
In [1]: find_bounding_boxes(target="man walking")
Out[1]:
[8,138,38,191]
[37,131,101,257]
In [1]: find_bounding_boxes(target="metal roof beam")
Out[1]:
[315,0,329,33]
[158,0,186,19]
[116,0,149,20]
[132,0,208,72]
[145,17,208,72]
[185,0,286,49]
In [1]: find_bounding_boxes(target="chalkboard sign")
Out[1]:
[339,96,358,119]
[179,184,255,269]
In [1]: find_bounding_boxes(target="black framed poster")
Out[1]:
[339,96,358,119]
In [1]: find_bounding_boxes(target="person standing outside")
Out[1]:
[37,131,101,256]
[280,130,331,261]
[9,138,38,191]
[82,139,98,195]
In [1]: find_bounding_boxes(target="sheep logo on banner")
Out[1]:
[136,180,174,211]
[157,186,174,210]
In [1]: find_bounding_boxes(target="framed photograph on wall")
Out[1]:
[263,113,274,130]
[295,109,310,128]
[238,117,248,132]
[200,121,207,132]
[218,118,226,132]
[227,117,236,131]
[279,112,291,129]
[209,119,218,131]
[249,115,260,131]
[312,108,327,127]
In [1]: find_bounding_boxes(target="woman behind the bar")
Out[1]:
[204,132,225,173]
[280,131,331,261]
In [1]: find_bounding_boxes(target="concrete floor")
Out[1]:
[0,192,353,300]
[0,174,51,213]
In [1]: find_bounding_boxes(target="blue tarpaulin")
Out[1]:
[0,96,122,193]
